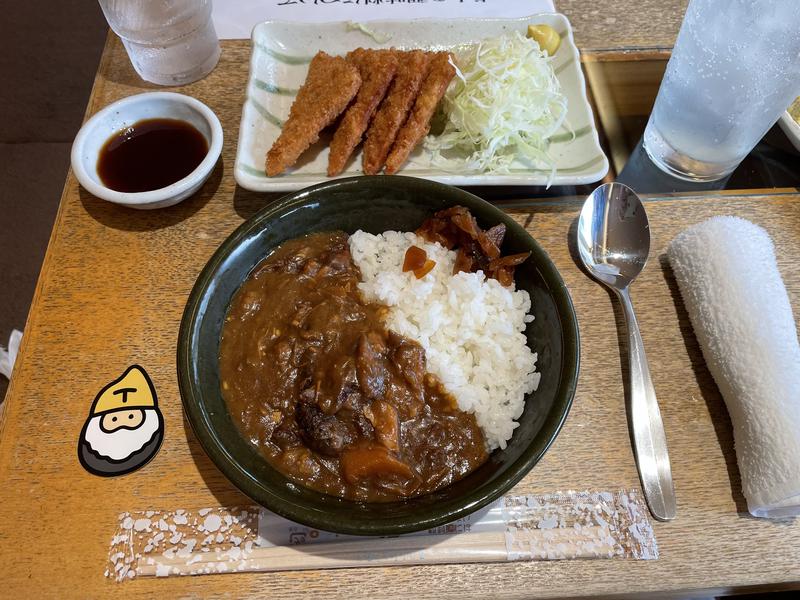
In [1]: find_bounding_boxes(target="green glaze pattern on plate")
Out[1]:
[240,154,603,179]
[178,176,580,536]
[234,14,608,192]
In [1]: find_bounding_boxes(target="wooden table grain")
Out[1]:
[2,23,800,599]
[560,0,688,53]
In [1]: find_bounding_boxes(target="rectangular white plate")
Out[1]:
[234,14,609,192]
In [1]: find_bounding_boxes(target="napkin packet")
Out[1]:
[106,489,657,582]
[668,216,800,518]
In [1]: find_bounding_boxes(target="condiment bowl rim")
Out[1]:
[70,91,223,207]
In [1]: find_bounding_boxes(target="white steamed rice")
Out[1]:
[349,230,539,450]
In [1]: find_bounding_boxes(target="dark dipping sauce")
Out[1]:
[97,118,208,193]
[219,232,489,502]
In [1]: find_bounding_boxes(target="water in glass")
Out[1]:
[98,0,220,86]
[643,0,800,181]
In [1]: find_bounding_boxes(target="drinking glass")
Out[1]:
[643,0,800,181]
[98,0,220,86]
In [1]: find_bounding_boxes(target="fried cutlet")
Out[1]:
[265,52,361,177]
[384,52,455,175]
[362,50,432,176]
[327,49,398,177]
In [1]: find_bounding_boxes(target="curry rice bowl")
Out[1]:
[350,230,540,450]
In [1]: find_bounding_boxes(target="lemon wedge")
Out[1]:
[527,24,561,56]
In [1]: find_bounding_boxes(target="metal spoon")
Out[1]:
[577,182,676,522]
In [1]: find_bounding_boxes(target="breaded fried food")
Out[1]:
[362,50,432,175]
[384,52,455,175]
[327,49,398,176]
[266,52,361,177]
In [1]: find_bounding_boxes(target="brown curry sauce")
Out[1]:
[219,232,488,502]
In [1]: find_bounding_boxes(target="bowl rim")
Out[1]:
[70,91,223,207]
[778,110,800,151]
[177,176,580,535]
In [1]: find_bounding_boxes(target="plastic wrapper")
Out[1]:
[107,489,658,582]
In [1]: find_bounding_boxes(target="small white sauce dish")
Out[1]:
[71,92,223,210]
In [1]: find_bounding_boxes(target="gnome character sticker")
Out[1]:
[78,365,164,477]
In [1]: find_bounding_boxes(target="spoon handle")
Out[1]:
[617,286,677,521]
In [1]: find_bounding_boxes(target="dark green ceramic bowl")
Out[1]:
[178,176,579,535]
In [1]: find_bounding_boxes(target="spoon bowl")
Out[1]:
[577,182,676,522]
[577,182,650,287]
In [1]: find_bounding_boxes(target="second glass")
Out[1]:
[643,0,800,181]
[98,0,220,86]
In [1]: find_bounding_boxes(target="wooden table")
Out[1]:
[3,5,800,597]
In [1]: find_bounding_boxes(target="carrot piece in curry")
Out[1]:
[402,245,427,272]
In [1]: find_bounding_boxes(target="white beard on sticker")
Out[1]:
[83,409,161,461]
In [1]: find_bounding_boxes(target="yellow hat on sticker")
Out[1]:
[91,365,157,414]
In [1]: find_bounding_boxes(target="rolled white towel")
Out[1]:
[667,216,800,518]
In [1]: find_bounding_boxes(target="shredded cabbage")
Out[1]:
[424,31,569,185]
